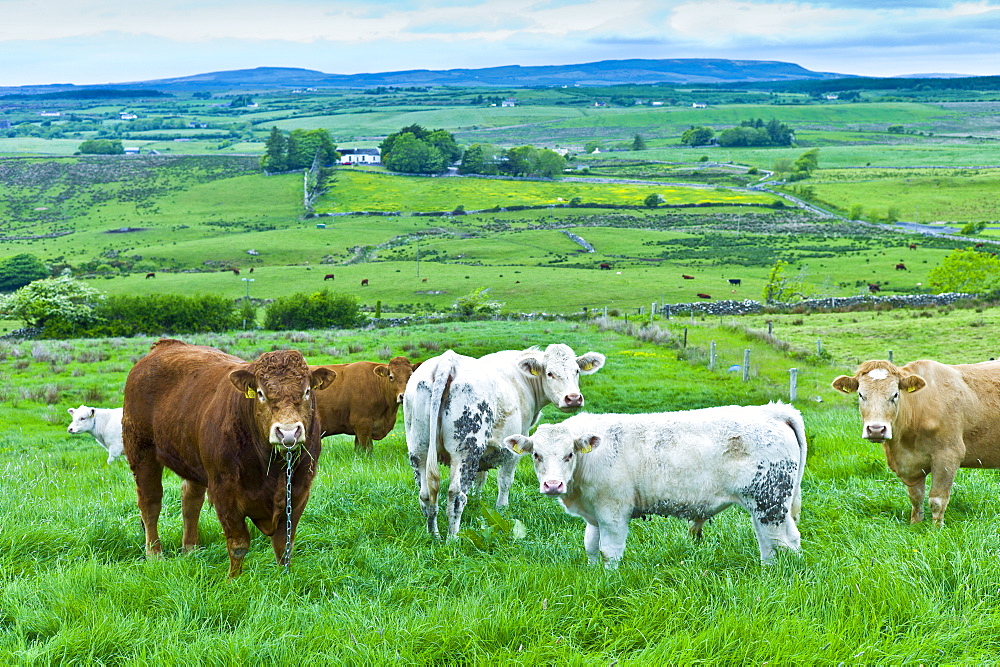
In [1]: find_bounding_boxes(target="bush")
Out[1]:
[263,290,362,331]
[42,293,240,338]
[0,253,50,292]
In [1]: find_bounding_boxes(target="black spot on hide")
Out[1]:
[742,460,796,525]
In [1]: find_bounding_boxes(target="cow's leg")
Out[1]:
[270,488,311,568]
[688,518,707,541]
[583,521,601,564]
[748,511,800,564]
[928,457,960,527]
[471,470,487,495]
[901,474,927,524]
[595,512,630,569]
[494,448,519,507]
[128,449,164,558]
[446,447,481,538]
[180,479,207,551]
[409,445,440,537]
[214,504,252,578]
[353,421,374,452]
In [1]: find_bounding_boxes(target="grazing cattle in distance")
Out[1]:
[361,278,369,286]
[895,263,907,271]
[728,278,742,286]
[405,344,606,538]
[682,274,695,280]
[868,283,881,293]
[909,243,917,250]
[312,357,421,452]
[232,268,240,275]
[145,272,155,279]
[324,274,335,281]
[67,405,124,464]
[249,267,254,273]
[504,402,806,566]
[422,278,428,283]
[975,243,985,249]
[832,359,1000,526]
[122,339,336,577]
[697,293,712,299]
[599,263,611,270]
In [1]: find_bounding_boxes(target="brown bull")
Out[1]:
[312,356,420,451]
[833,359,1000,526]
[122,339,335,577]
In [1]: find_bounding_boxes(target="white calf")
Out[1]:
[505,402,807,566]
[67,405,124,464]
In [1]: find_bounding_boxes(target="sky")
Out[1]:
[1,0,998,87]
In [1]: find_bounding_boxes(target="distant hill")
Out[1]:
[0,59,854,94]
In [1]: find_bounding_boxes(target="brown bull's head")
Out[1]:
[374,356,421,404]
[230,350,336,449]
[832,360,926,441]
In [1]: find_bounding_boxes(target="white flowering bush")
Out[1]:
[0,276,105,328]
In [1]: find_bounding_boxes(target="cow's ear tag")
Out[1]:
[530,367,540,376]
[907,386,916,392]
[512,442,524,454]
[581,362,593,371]
[245,387,256,399]
[579,442,593,454]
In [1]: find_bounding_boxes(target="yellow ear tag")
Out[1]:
[907,386,916,392]
[530,367,540,376]
[581,362,593,371]
[580,442,593,454]
[512,442,524,454]
[245,387,256,399]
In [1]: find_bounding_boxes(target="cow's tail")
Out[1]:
[426,350,458,502]
[769,402,808,523]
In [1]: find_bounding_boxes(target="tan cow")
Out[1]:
[832,359,1000,526]
[312,356,420,451]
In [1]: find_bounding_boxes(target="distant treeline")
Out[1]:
[0,89,172,100]
[718,76,1000,93]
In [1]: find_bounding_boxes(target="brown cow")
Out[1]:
[832,359,1000,526]
[599,263,611,270]
[122,339,336,577]
[233,268,240,275]
[682,274,695,280]
[868,283,881,293]
[145,272,155,279]
[895,263,907,271]
[312,356,420,451]
[696,293,711,299]
[909,243,917,250]
[361,278,369,286]
[324,274,335,281]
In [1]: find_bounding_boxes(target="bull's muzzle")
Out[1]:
[541,480,566,496]
[271,422,305,448]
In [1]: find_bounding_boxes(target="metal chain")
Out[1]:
[283,448,293,572]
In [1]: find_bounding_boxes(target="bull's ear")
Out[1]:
[575,434,601,453]
[504,434,532,455]
[311,367,336,391]
[230,369,256,397]
[373,365,389,378]
[832,375,859,394]
[577,352,606,374]
[518,356,543,377]
[900,374,926,394]
[67,408,75,416]
[411,361,422,371]
[89,408,95,418]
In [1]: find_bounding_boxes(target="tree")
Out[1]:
[382,133,445,174]
[458,143,501,175]
[644,193,665,207]
[263,290,362,330]
[533,149,566,178]
[425,129,462,164]
[583,140,602,154]
[0,253,50,292]
[681,126,714,147]
[761,260,812,302]
[631,133,648,151]
[928,248,1000,294]
[78,139,124,155]
[453,287,502,317]
[502,145,539,176]
[793,148,820,174]
[286,129,338,170]
[0,276,104,328]
[260,126,288,172]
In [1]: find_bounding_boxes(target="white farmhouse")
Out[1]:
[339,148,381,165]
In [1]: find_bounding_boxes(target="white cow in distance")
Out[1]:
[404,344,606,539]
[67,405,124,463]
[504,402,807,566]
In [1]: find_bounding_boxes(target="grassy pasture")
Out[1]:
[5,319,1000,662]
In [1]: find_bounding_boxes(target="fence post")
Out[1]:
[817,339,823,355]
[651,302,656,325]
[767,320,773,336]
[603,306,608,318]
[789,367,798,402]
[743,349,751,382]
[683,328,688,349]
[709,340,716,370]
[665,304,671,320]
[888,349,893,363]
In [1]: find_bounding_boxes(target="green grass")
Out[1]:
[5,319,1000,662]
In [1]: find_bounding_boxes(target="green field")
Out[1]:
[5,318,1000,662]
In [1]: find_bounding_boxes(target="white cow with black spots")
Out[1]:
[404,344,606,538]
[67,405,124,463]
[504,402,807,566]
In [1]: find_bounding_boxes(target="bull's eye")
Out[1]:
[547,371,555,379]
[891,392,899,401]
[533,453,542,462]
[304,387,311,401]
[858,393,866,402]
[256,389,266,402]
[389,373,395,382]
[563,453,573,462]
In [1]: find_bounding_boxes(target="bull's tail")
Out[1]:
[425,350,459,507]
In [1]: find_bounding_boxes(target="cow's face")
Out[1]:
[230,351,336,449]
[517,344,606,412]
[832,361,925,441]
[504,424,600,496]
[67,405,95,434]
[374,357,421,404]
